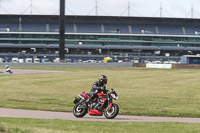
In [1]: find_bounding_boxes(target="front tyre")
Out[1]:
[73,103,87,118]
[9,71,13,74]
[104,104,119,119]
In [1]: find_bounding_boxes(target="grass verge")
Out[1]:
[1,67,200,117]
[0,117,200,133]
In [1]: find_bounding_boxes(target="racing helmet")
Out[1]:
[99,75,107,84]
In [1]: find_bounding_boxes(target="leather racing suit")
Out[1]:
[89,81,108,100]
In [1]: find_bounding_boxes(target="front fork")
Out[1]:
[107,98,115,110]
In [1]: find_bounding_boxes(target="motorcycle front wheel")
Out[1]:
[104,104,119,119]
[9,71,13,74]
[73,103,87,118]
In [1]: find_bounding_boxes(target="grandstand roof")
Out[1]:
[0,14,200,26]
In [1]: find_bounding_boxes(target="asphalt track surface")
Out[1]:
[1,108,200,123]
[0,69,66,75]
[1,68,200,123]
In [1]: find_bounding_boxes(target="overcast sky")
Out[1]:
[1,0,200,18]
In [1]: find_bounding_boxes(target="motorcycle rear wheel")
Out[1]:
[73,103,87,118]
[104,104,119,119]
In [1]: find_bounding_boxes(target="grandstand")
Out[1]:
[1,14,200,62]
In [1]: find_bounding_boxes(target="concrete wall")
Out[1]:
[146,64,172,69]
[136,63,200,69]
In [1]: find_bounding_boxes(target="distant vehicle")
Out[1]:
[169,61,177,64]
[78,59,83,63]
[25,58,33,63]
[53,58,60,63]
[34,58,40,63]
[152,60,161,64]
[12,58,19,63]
[4,57,10,63]
[83,60,97,63]
[98,60,103,63]
[18,59,24,63]
[65,59,72,63]
[163,60,177,64]
[88,60,97,63]
[0,58,4,63]
[104,57,112,63]
[144,60,152,64]
[41,58,52,63]
[117,60,123,63]
[82,60,88,63]
[132,60,139,63]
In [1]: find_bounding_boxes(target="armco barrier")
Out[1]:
[172,64,200,69]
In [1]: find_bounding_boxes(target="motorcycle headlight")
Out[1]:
[111,93,118,100]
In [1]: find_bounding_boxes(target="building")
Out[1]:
[181,55,200,64]
[1,15,200,62]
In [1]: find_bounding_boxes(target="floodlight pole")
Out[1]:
[191,4,193,18]
[160,3,162,17]
[59,0,65,62]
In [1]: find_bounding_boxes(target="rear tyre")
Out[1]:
[73,103,87,118]
[104,104,119,119]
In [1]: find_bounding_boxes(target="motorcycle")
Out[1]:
[73,88,119,119]
[6,67,13,74]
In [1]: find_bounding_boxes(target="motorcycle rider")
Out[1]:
[5,65,10,72]
[5,65,13,74]
[83,75,108,109]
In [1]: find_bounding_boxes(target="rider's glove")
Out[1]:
[100,86,105,90]
[95,89,98,93]
[105,89,109,93]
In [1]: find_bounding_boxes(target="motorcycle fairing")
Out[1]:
[89,109,102,116]
[82,92,89,99]
[97,93,107,98]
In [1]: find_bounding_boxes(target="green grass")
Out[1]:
[0,117,200,133]
[1,67,200,117]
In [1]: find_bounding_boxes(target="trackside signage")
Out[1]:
[146,64,172,69]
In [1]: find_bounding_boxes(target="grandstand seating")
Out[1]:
[76,23,101,33]
[22,23,46,32]
[48,23,59,32]
[184,26,200,35]
[0,23,18,32]
[0,19,200,36]
[65,23,74,33]
[103,24,129,33]
[132,24,156,34]
[157,25,183,35]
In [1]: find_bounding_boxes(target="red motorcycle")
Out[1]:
[73,88,119,119]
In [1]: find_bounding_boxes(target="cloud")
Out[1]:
[0,0,58,14]
[0,0,199,18]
